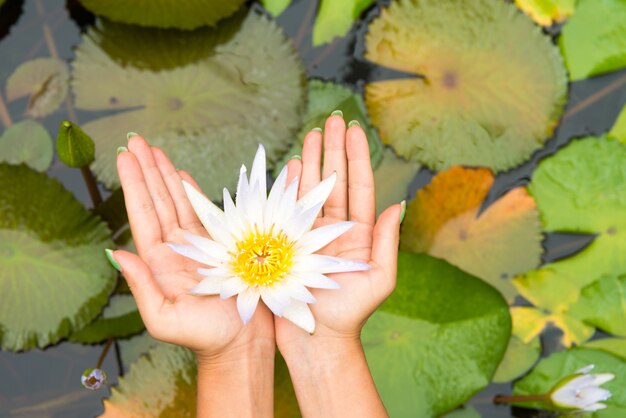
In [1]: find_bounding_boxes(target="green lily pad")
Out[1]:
[493,335,541,383]
[312,0,375,46]
[0,164,116,351]
[276,80,383,176]
[78,0,245,30]
[609,104,626,144]
[73,12,306,200]
[558,0,626,81]
[69,294,144,344]
[514,0,576,26]
[5,57,69,118]
[364,0,567,172]
[275,353,301,417]
[261,0,291,16]
[514,348,626,415]
[585,338,626,361]
[400,167,542,301]
[362,252,511,417]
[101,343,197,417]
[443,407,482,418]
[568,275,626,337]
[0,120,53,171]
[373,149,419,216]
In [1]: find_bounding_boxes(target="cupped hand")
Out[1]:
[112,135,274,360]
[275,115,403,351]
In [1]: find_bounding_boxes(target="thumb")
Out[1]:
[370,201,404,292]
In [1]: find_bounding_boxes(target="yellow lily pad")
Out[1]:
[514,0,576,26]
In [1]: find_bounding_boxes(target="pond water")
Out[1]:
[1,0,625,417]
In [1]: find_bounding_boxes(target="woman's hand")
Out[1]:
[111,134,274,417]
[275,114,403,417]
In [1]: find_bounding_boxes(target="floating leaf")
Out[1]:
[118,331,160,369]
[261,0,291,16]
[5,57,69,118]
[443,407,482,418]
[514,0,576,26]
[0,164,116,351]
[77,0,245,30]
[568,275,626,337]
[275,353,300,417]
[276,79,383,175]
[373,149,419,216]
[56,120,95,168]
[72,12,306,200]
[400,167,542,300]
[363,252,511,417]
[0,119,53,171]
[492,335,541,383]
[514,348,626,415]
[69,294,144,344]
[101,343,197,417]
[312,0,375,46]
[510,306,593,347]
[93,188,128,235]
[609,104,626,144]
[585,338,626,361]
[558,0,626,80]
[365,0,567,172]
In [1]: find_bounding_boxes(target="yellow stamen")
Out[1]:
[230,229,294,286]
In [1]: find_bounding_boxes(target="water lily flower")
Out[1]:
[168,144,369,333]
[550,364,614,412]
[81,368,107,390]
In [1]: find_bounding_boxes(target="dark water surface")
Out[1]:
[1,0,625,417]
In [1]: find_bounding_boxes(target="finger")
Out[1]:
[346,123,376,226]
[299,129,322,200]
[178,170,201,190]
[286,157,302,185]
[322,114,348,220]
[117,150,162,254]
[127,135,179,239]
[370,203,404,293]
[151,147,205,234]
[112,250,169,333]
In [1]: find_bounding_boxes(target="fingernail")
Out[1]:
[127,132,139,140]
[331,110,343,118]
[348,120,360,128]
[105,249,121,271]
[400,200,406,224]
[311,127,322,133]
[117,146,128,155]
[291,155,301,160]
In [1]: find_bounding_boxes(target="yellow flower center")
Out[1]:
[230,230,295,286]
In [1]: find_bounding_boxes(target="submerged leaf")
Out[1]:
[72,12,306,200]
[401,167,542,300]
[365,0,567,172]
[0,119,53,171]
[558,0,626,80]
[0,164,116,351]
[312,0,375,46]
[514,0,576,26]
[5,57,69,118]
[56,120,95,168]
[78,0,245,30]
[363,252,510,417]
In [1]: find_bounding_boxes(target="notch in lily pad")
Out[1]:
[56,120,95,168]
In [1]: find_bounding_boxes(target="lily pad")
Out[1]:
[373,149,419,216]
[569,275,626,337]
[312,0,375,46]
[558,0,626,80]
[364,0,567,172]
[362,252,511,417]
[72,12,306,200]
[513,348,626,415]
[276,80,383,175]
[511,306,594,348]
[101,343,197,417]
[492,335,541,383]
[0,119,53,171]
[261,0,291,16]
[275,353,301,417]
[69,294,144,344]
[609,104,626,144]
[443,407,482,418]
[514,0,576,26]
[585,338,626,361]
[400,167,542,301]
[0,164,116,351]
[5,57,69,118]
[78,0,245,30]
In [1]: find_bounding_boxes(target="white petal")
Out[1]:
[272,176,299,230]
[249,144,267,199]
[237,288,261,325]
[223,188,244,239]
[282,300,316,334]
[236,164,249,210]
[297,221,356,254]
[245,181,264,229]
[220,277,248,299]
[578,387,612,404]
[264,166,288,231]
[201,210,237,251]
[297,172,336,211]
[591,373,615,386]
[294,272,341,289]
[261,288,285,316]
[282,279,316,303]
[584,403,608,411]
[189,277,225,295]
[576,365,595,374]
[182,180,225,228]
[183,233,230,262]
[285,201,324,240]
[293,254,370,274]
[167,243,220,266]
[269,283,293,306]
[198,267,231,279]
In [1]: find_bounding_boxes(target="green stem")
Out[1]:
[96,338,115,369]
[493,393,550,404]
[80,166,103,207]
